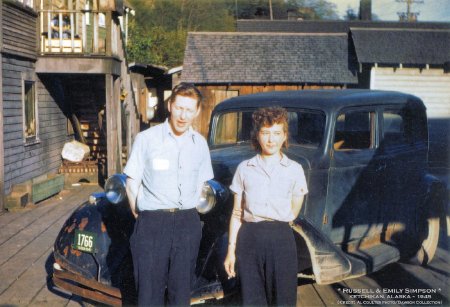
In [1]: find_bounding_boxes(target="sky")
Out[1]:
[329,0,450,21]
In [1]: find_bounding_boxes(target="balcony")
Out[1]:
[36,3,128,76]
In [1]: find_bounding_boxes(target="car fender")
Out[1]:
[292,216,353,285]
[54,196,134,286]
[417,174,447,228]
[422,174,447,206]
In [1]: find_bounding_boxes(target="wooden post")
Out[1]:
[105,74,119,177]
[93,10,98,53]
[105,74,115,177]
[114,76,122,173]
[105,11,112,56]
[0,0,5,211]
[39,0,43,53]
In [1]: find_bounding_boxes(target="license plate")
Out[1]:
[73,230,97,253]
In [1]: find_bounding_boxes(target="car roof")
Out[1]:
[212,89,425,114]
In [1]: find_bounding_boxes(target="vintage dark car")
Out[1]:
[52,90,446,305]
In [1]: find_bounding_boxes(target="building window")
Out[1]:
[23,80,38,142]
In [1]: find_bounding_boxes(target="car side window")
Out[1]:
[334,110,374,151]
[382,107,426,148]
[383,110,409,147]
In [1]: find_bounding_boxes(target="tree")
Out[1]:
[344,7,358,20]
[127,0,339,66]
[127,0,235,66]
[286,0,338,20]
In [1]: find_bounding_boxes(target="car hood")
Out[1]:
[210,144,311,187]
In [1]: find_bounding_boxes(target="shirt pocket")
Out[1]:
[184,160,201,193]
[147,155,175,191]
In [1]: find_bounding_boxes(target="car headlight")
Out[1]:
[196,180,229,214]
[104,174,127,204]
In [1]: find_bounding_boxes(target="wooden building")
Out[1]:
[0,0,140,210]
[128,63,182,128]
[181,32,358,136]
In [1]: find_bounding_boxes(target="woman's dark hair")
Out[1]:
[251,106,289,153]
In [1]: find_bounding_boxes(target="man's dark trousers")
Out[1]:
[130,208,202,306]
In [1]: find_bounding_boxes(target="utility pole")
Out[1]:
[396,0,424,22]
[269,0,273,20]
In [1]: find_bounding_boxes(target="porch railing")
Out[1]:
[38,8,121,56]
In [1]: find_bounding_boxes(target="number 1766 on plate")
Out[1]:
[73,230,97,253]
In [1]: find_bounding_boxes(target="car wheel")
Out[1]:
[410,212,440,266]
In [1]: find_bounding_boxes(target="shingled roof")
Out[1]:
[181,32,358,84]
[351,28,450,65]
[237,20,450,33]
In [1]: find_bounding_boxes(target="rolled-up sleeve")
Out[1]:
[123,133,145,183]
[292,164,308,197]
[229,163,244,195]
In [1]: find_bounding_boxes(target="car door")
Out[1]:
[378,105,428,244]
[325,107,385,250]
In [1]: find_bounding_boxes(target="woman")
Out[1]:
[224,106,308,306]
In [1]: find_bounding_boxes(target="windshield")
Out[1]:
[212,109,326,148]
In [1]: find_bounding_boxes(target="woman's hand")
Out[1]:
[224,249,236,279]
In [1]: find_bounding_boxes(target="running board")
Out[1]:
[344,242,401,280]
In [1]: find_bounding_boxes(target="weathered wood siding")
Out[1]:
[2,1,37,60]
[0,0,4,210]
[1,2,70,196]
[2,56,70,195]
[194,84,345,137]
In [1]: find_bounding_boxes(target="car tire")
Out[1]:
[409,211,440,266]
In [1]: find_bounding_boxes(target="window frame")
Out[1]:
[22,73,39,145]
[381,105,426,150]
[333,107,377,152]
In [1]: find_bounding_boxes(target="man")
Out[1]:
[124,83,214,306]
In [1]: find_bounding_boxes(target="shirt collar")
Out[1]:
[247,153,291,167]
[280,153,291,166]
[162,119,196,144]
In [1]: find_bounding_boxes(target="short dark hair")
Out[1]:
[169,82,203,108]
[251,106,289,153]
